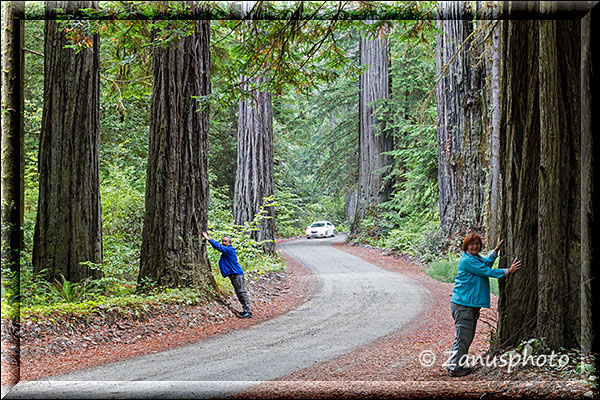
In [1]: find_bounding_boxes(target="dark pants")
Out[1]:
[229,274,251,313]
[449,302,480,370]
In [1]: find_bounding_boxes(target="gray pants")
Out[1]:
[449,302,480,370]
[228,274,251,313]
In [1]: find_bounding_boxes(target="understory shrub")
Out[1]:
[426,257,499,296]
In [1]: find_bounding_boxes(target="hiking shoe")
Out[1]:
[239,312,253,319]
[448,367,472,377]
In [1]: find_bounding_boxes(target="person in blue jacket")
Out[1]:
[448,232,522,377]
[202,231,252,319]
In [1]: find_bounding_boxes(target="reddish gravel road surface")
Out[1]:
[1,236,594,399]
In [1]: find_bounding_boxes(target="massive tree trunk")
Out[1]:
[496,14,541,349]
[497,2,586,350]
[536,7,581,351]
[580,2,599,356]
[138,9,216,290]
[33,1,102,283]
[350,21,392,234]
[1,1,25,280]
[436,1,488,241]
[233,1,275,254]
[1,0,25,384]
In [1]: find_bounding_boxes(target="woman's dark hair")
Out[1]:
[462,232,483,253]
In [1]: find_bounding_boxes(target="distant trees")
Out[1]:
[138,5,216,290]
[350,22,392,234]
[33,1,103,283]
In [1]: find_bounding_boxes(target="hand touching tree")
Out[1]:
[494,238,504,252]
[493,238,521,275]
[507,258,522,275]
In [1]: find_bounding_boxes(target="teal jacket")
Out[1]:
[451,250,507,308]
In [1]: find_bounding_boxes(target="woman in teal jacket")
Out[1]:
[448,232,522,377]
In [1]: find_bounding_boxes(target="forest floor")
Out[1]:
[1,238,597,399]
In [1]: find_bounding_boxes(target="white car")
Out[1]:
[306,221,335,239]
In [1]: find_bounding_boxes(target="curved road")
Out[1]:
[6,235,429,399]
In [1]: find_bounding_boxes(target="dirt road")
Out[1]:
[5,235,430,399]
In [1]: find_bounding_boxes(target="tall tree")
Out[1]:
[138,4,217,290]
[580,1,599,356]
[435,1,488,240]
[536,4,581,351]
[486,1,503,246]
[1,0,25,384]
[350,21,392,233]
[233,0,275,254]
[497,2,587,350]
[495,14,540,349]
[33,1,102,283]
[1,1,25,280]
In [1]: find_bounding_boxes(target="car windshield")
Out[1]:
[311,223,325,228]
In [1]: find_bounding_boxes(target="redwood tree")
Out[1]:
[497,2,588,350]
[1,0,25,384]
[580,2,599,356]
[233,0,275,254]
[435,1,488,240]
[350,21,392,234]
[138,7,216,290]
[1,1,24,279]
[33,1,102,283]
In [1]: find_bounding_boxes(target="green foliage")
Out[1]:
[273,183,347,237]
[208,103,237,195]
[41,274,93,304]
[272,188,305,238]
[425,255,499,296]
[379,24,438,221]
[206,196,286,294]
[1,268,20,320]
[19,286,215,322]
[426,258,459,283]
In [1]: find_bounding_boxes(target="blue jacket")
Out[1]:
[208,239,245,277]
[451,250,507,308]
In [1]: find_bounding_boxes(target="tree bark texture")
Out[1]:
[233,1,275,254]
[351,22,392,233]
[436,1,489,240]
[497,15,541,349]
[486,1,503,247]
[139,14,216,290]
[345,188,357,223]
[580,3,599,355]
[1,1,25,277]
[33,1,102,283]
[497,2,586,350]
[537,9,581,351]
[1,0,25,383]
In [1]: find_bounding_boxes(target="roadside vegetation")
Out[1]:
[2,13,452,323]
